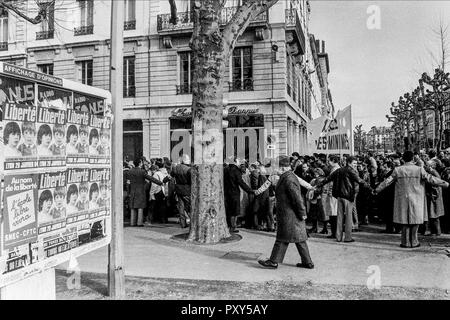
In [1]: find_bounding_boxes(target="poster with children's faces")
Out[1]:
[36,104,66,168]
[37,170,67,237]
[88,114,111,165]
[1,102,38,172]
[65,168,90,227]
[66,109,90,165]
[88,168,111,222]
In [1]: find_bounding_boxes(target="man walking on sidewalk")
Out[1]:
[317,156,371,243]
[375,151,449,248]
[258,155,314,269]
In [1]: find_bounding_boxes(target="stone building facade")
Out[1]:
[0,0,334,161]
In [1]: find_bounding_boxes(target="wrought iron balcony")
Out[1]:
[0,42,7,51]
[176,83,193,95]
[124,20,136,30]
[285,9,305,55]
[157,7,268,34]
[36,30,54,40]
[74,25,94,36]
[229,78,254,92]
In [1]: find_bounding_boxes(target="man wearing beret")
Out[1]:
[258,155,314,269]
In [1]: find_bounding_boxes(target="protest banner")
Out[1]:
[307,105,354,156]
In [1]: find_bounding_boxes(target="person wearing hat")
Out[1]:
[375,151,449,248]
[258,155,314,269]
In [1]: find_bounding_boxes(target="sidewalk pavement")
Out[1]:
[57,221,450,291]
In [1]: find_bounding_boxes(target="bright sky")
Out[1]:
[309,0,450,131]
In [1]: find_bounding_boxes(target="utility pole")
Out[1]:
[108,0,125,299]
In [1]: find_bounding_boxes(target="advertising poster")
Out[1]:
[42,227,77,259]
[2,174,39,250]
[0,76,35,106]
[74,92,106,115]
[37,170,67,236]
[0,64,111,288]
[66,108,90,165]
[1,102,38,172]
[2,245,30,274]
[36,103,66,168]
[89,114,111,165]
[37,85,72,110]
[88,168,111,240]
[66,167,90,227]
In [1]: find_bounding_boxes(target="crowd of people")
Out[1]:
[122,149,450,252]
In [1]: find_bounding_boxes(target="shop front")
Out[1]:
[147,102,309,163]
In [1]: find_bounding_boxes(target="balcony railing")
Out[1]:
[124,20,136,30]
[157,7,268,33]
[0,42,7,51]
[285,9,306,55]
[176,83,193,95]
[229,78,254,92]
[74,25,94,36]
[36,30,54,40]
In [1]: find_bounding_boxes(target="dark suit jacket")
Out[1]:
[171,163,191,196]
[125,167,162,209]
[275,170,308,243]
[223,164,252,217]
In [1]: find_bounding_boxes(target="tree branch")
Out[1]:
[222,0,279,52]
[0,0,50,24]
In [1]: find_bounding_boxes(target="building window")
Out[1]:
[231,47,253,91]
[123,56,135,97]
[38,64,54,75]
[124,0,136,30]
[36,1,54,40]
[0,9,8,51]
[76,60,93,86]
[75,0,94,35]
[286,53,291,96]
[178,52,194,94]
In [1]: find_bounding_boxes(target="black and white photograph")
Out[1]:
[0,0,450,309]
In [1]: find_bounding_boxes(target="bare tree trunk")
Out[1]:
[187,1,230,243]
[436,109,444,153]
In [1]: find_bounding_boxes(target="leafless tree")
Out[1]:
[169,0,279,243]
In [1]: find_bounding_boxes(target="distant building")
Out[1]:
[366,126,394,153]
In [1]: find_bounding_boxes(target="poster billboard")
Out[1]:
[0,63,112,288]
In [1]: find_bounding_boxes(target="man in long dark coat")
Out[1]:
[258,155,314,269]
[224,158,254,233]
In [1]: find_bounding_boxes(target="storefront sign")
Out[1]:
[171,106,260,118]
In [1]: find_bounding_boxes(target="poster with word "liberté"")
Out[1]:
[0,63,112,288]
